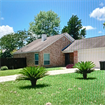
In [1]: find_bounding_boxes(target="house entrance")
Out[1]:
[65,53,70,66]
[65,53,74,66]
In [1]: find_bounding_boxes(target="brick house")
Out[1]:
[13,33,75,67]
[14,33,105,68]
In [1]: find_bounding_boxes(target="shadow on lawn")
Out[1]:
[18,84,50,89]
[75,77,97,80]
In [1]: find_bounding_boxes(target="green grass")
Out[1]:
[46,67,62,71]
[0,68,22,76]
[0,67,62,76]
[0,70,105,105]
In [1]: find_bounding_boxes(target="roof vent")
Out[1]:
[82,36,85,39]
[42,34,47,41]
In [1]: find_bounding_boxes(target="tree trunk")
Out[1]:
[31,80,37,87]
[83,73,87,79]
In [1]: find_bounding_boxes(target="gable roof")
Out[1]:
[63,35,105,53]
[14,33,75,54]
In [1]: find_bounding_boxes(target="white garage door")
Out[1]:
[78,47,105,67]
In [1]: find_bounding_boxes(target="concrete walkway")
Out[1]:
[0,68,100,83]
[0,75,19,83]
[46,68,77,75]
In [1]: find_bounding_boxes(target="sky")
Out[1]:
[0,0,105,38]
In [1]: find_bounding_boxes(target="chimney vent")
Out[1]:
[42,34,47,41]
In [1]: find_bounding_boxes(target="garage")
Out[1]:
[78,47,105,67]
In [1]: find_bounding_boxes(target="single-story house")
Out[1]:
[13,33,75,67]
[13,33,105,67]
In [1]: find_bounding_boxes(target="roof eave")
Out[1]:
[13,50,40,54]
[62,50,74,53]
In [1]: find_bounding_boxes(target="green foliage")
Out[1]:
[16,66,48,87]
[0,50,3,58]
[74,61,95,74]
[26,32,36,44]
[73,61,95,79]
[61,26,68,33]
[103,22,105,29]
[80,28,86,38]
[0,30,36,58]
[0,66,8,70]
[0,33,18,52]
[61,15,86,39]
[29,10,60,36]
[0,50,13,58]
[14,30,36,48]
[15,30,28,49]
[0,33,18,58]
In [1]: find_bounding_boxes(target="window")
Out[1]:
[35,53,39,65]
[44,54,50,65]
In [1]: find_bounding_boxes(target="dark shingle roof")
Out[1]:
[14,33,74,54]
[63,35,105,53]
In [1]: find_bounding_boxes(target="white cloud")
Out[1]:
[99,2,104,7]
[0,25,14,38]
[0,17,4,20]
[98,31,102,33]
[82,26,96,30]
[90,7,105,21]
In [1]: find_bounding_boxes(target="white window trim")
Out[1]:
[43,53,50,65]
[35,53,39,65]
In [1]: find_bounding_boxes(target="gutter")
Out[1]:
[13,50,40,54]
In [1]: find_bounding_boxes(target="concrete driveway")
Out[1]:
[0,68,100,83]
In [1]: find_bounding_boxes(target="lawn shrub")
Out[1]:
[16,66,48,87]
[73,61,95,79]
[0,66,8,70]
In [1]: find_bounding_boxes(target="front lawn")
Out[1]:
[0,67,62,76]
[46,67,63,71]
[0,68,22,76]
[0,70,105,105]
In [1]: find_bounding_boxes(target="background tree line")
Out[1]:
[0,10,104,58]
[0,30,36,58]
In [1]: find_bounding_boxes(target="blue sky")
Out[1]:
[0,0,105,38]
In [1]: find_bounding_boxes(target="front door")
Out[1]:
[65,53,70,66]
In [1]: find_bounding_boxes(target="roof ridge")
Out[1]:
[75,35,105,41]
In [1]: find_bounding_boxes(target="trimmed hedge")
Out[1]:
[0,66,8,70]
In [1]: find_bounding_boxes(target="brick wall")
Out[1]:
[13,36,71,67]
[39,36,71,67]
[69,53,74,64]
[74,51,78,64]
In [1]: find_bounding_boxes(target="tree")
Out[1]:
[0,30,36,58]
[80,28,86,38]
[29,10,60,37]
[0,50,2,57]
[15,30,37,46]
[16,66,48,87]
[61,15,86,39]
[0,33,17,52]
[0,33,18,58]
[15,30,28,49]
[73,61,95,79]
[103,22,105,28]
[61,26,68,33]
[26,32,36,44]
[103,22,105,35]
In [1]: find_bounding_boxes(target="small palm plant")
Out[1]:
[73,61,95,79]
[16,66,48,87]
